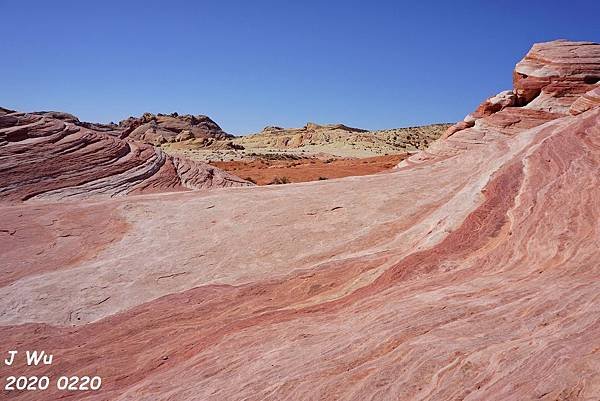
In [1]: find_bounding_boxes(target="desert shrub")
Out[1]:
[318,176,328,180]
[268,176,291,185]
[244,177,257,184]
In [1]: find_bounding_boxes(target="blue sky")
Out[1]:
[1,1,598,134]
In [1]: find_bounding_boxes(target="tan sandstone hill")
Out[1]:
[0,40,599,401]
[233,121,451,158]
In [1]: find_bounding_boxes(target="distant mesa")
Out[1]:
[235,121,451,157]
[261,122,368,134]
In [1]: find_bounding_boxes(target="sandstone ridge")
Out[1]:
[0,109,252,202]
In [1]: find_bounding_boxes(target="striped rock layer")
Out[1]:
[0,40,599,400]
[0,109,252,202]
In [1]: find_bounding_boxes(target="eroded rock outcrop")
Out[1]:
[442,39,600,141]
[119,112,232,146]
[0,109,252,202]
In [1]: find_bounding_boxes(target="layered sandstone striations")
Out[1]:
[441,39,600,141]
[1,40,600,401]
[0,109,252,202]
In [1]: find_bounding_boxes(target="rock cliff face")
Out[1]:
[442,40,600,140]
[1,40,600,401]
[0,109,252,202]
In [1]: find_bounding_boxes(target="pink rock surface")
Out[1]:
[0,109,252,202]
[1,40,600,400]
[570,86,600,115]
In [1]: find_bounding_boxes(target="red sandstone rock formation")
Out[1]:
[0,40,599,400]
[570,86,600,115]
[442,39,600,140]
[119,112,232,145]
[0,109,252,202]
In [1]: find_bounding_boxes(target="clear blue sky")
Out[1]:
[1,1,598,134]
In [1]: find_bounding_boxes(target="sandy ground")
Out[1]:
[211,154,406,185]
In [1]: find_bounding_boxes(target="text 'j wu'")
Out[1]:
[4,351,53,366]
